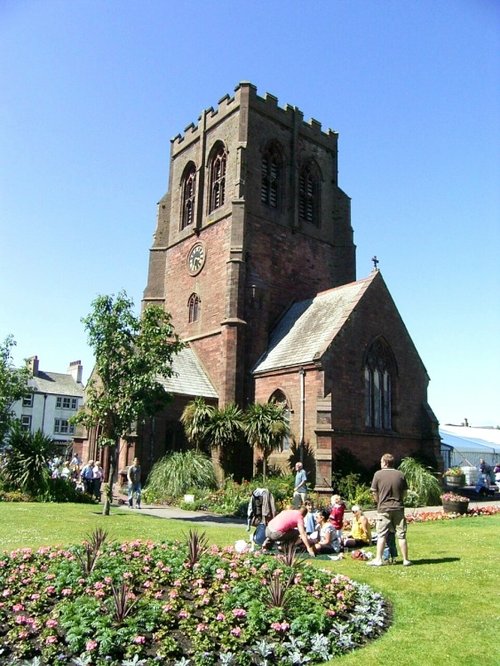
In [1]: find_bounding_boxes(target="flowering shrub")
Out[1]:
[0,534,388,665]
[441,492,469,503]
[443,467,464,477]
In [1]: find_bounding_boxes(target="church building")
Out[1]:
[123,82,440,487]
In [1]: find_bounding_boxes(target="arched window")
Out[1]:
[270,389,291,450]
[364,339,395,430]
[181,163,196,229]
[298,161,321,226]
[261,143,282,208]
[209,143,226,212]
[188,293,200,323]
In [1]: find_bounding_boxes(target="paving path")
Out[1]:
[118,489,500,529]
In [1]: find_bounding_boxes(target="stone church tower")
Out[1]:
[144,82,355,408]
[138,82,439,486]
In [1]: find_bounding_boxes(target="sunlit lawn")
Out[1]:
[1,503,499,665]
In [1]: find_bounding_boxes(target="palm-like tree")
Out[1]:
[205,403,244,449]
[181,397,214,451]
[244,402,289,481]
[1,421,56,495]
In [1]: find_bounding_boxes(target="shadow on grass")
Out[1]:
[405,557,461,565]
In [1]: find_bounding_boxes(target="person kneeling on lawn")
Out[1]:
[262,506,316,557]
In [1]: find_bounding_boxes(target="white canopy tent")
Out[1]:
[439,426,500,470]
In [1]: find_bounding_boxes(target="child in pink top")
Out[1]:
[329,494,345,542]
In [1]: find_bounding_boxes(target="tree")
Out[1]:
[0,335,31,445]
[181,397,214,452]
[244,402,289,481]
[181,399,245,479]
[73,292,183,515]
[1,421,55,496]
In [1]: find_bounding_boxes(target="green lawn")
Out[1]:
[1,503,499,665]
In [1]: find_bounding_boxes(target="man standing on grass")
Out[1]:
[368,453,411,567]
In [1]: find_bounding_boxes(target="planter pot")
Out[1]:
[442,500,469,515]
[444,474,465,488]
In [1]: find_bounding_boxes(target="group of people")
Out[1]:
[261,453,411,566]
[47,453,142,507]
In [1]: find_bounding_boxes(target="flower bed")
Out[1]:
[406,505,500,523]
[0,531,388,665]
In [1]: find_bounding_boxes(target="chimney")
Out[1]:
[28,356,39,377]
[68,360,83,384]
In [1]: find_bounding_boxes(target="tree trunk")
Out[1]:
[102,443,117,516]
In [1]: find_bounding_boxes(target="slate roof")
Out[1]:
[156,346,218,399]
[30,372,84,397]
[253,273,377,374]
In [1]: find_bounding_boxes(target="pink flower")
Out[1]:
[12,603,24,612]
[86,639,98,651]
[45,618,58,628]
[133,635,146,644]
[45,586,56,595]
[231,627,242,637]
[271,621,290,632]
[216,612,226,621]
[61,588,73,596]
[178,610,190,619]
[196,623,208,632]
[232,608,246,618]
[45,635,58,644]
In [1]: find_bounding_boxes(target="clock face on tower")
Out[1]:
[187,242,206,275]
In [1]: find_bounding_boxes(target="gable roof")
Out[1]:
[30,372,84,398]
[253,273,377,374]
[156,345,218,399]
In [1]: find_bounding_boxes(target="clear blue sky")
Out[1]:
[1,0,499,427]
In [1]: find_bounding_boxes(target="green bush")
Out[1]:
[143,449,217,502]
[399,457,442,506]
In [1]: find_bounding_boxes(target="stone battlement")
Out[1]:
[171,82,338,148]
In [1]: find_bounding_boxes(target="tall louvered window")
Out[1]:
[181,164,196,229]
[188,293,200,323]
[364,339,395,430]
[209,144,226,212]
[270,389,290,450]
[261,148,281,208]
[298,163,320,226]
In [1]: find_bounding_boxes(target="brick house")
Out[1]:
[96,82,439,485]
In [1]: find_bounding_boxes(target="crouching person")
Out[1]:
[262,506,316,557]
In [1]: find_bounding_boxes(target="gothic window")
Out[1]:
[181,163,196,229]
[209,143,226,212]
[188,293,200,323]
[364,339,395,430]
[261,143,282,208]
[298,161,321,226]
[270,389,291,450]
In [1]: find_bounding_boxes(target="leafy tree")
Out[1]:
[1,421,55,495]
[0,335,31,445]
[73,292,183,515]
[244,402,289,481]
